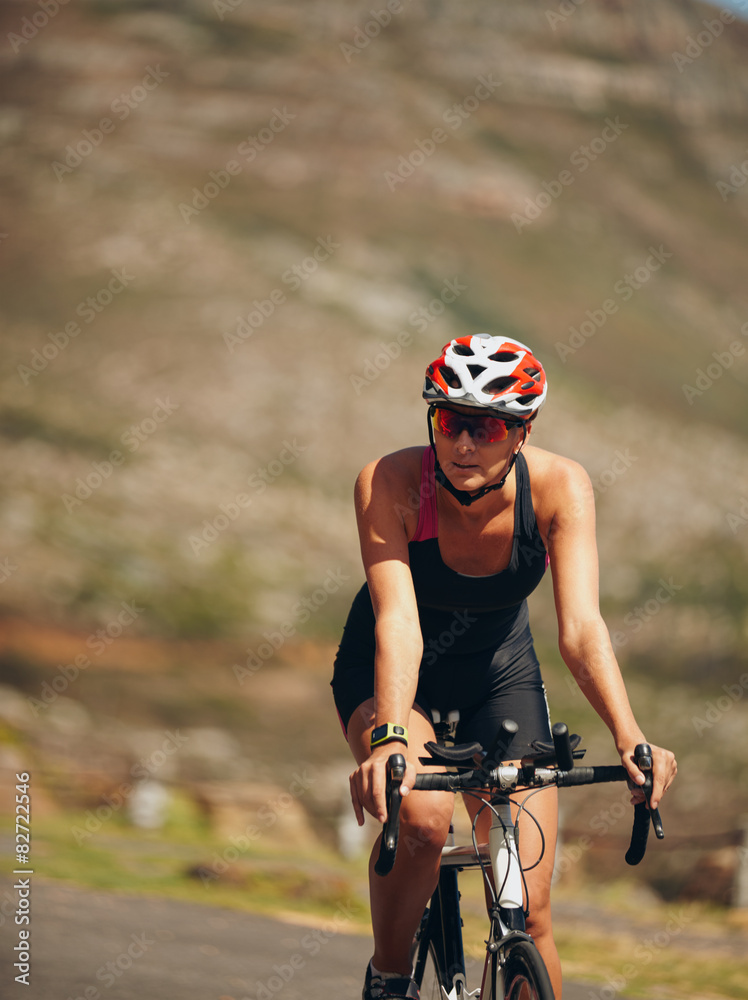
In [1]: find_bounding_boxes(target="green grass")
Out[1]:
[553,901,748,999]
[2,794,369,925]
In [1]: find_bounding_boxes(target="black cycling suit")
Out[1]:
[331,448,552,757]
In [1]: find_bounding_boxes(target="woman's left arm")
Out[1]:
[543,457,677,809]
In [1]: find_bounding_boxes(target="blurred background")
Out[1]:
[1,0,748,993]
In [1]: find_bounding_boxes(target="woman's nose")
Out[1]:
[455,429,475,450]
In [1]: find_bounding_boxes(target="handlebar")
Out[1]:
[375,732,665,877]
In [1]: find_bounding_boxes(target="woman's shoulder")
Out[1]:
[356,446,427,492]
[355,447,427,534]
[523,445,593,506]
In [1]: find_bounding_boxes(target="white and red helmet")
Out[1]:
[423,334,547,419]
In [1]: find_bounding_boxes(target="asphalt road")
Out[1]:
[0,880,619,1000]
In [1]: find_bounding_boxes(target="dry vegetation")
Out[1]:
[0,0,747,921]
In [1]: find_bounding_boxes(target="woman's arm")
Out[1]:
[349,453,424,823]
[544,458,677,808]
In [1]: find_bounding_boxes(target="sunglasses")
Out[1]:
[431,408,521,443]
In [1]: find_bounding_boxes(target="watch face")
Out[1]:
[371,724,407,746]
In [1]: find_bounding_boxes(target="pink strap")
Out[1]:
[411,448,438,541]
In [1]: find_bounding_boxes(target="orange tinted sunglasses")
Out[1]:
[431,408,521,443]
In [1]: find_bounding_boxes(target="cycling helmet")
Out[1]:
[423,334,547,419]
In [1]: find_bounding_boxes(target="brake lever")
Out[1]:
[625,743,664,866]
[374,753,406,876]
[636,742,664,839]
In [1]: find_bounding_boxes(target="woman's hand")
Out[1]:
[349,745,417,826]
[619,741,677,810]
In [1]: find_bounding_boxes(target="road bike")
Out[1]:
[374,714,664,1000]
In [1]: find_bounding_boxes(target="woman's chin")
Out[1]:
[445,466,484,490]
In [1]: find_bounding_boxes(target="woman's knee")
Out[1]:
[525,903,553,942]
[398,791,453,854]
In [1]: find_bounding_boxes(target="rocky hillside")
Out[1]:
[1,0,748,904]
[0,0,747,679]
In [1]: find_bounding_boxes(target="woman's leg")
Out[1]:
[464,785,562,998]
[347,698,455,976]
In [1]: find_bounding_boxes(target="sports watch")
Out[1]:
[370,723,409,749]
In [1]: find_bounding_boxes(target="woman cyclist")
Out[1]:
[331,334,677,1000]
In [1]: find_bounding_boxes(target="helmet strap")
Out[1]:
[427,406,526,508]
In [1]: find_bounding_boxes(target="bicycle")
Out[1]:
[374,714,664,1000]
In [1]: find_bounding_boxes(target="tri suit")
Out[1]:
[331,447,552,756]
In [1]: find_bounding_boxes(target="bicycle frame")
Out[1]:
[413,857,471,1000]
[379,716,663,1000]
[413,793,538,1000]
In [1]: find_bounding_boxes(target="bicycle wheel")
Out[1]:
[499,940,553,1000]
[417,938,449,1000]
[412,896,466,1000]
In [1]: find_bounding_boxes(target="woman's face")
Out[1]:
[431,405,527,493]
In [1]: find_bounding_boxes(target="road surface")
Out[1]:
[0,880,625,1000]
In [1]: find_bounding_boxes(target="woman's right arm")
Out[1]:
[349,455,424,824]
